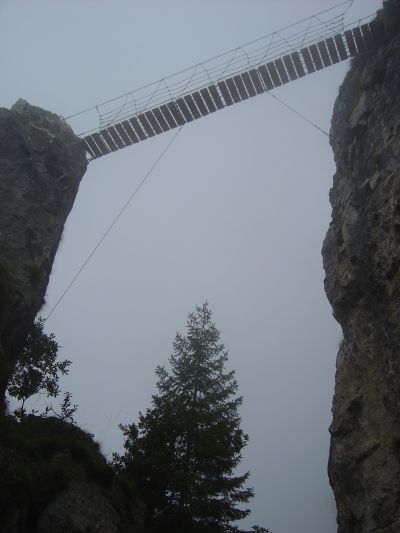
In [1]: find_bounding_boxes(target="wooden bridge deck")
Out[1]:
[82,20,380,160]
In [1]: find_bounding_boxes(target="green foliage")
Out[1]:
[44,391,78,422]
[115,303,259,533]
[7,317,73,419]
[1,320,146,531]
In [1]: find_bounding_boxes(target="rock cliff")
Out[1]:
[0,101,146,532]
[323,1,400,531]
[0,100,87,405]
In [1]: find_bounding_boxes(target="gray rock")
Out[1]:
[0,100,87,403]
[0,415,146,533]
[37,481,120,533]
[322,2,400,531]
[349,92,368,129]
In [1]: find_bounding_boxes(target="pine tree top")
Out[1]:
[114,303,268,532]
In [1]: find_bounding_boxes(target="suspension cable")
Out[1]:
[45,126,183,320]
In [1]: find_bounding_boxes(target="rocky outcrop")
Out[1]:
[0,102,148,530]
[0,100,87,405]
[323,2,400,532]
[37,481,120,533]
[0,415,145,533]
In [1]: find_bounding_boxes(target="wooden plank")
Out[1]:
[92,132,112,153]
[291,52,305,77]
[160,104,178,128]
[129,117,147,141]
[300,47,316,73]
[106,126,125,149]
[309,44,323,70]
[317,40,331,67]
[100,128,119,151]
[249,69,264,94]
[192,91,209,115]
[282,55,298,81]
[84,136,101,158]
[266,61,282,86]
[145,110,163,134]
[200,88,217,112]
[345,29,357,56]
[325,37,340,64]
[275,58,289,84]
[138,113,155,137]
[334,33,348,60]
[167,102,186,125]
[106,126,124,149]
[217,81,234,106]
[175,98,194,122]
[241,71,257,97]
[84,139,97,159]
[152,107,171,131]
[184,94,202,118]
[360,23,373,50]
[225,78,241,103]
[233,75,248,100]
[208,85,225,109]
[258,65,274,90]
[121,121,139,143]
[114,122,133,146]
[352,26,366,53]
[109,126,125,149]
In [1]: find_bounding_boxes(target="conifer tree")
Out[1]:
[115,303,254,532]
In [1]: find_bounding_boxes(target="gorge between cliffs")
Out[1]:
[0,2,400,532]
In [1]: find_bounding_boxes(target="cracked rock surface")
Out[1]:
[0,100,87,401]
[322,2,400,532]
[37,481,120,533]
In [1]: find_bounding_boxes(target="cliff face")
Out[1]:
[323,2,400,532]
[0,102,146,532]
[0,100,87,404]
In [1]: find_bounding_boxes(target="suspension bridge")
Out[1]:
[66,1,381,161]
[45,0,383,319]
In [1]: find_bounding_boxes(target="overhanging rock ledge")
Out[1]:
[0,99,87,404]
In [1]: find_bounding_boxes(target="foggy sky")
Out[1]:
[1,1,383,532]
